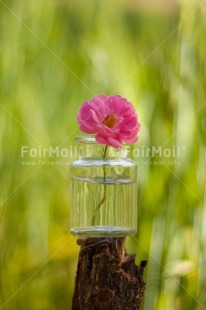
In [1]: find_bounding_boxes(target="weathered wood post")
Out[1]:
[72,237,147,310]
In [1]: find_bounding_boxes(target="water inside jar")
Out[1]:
[70,177,137,237]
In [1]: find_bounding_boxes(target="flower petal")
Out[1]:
[95,133,122,148]
[95,134,111,146]
[107,135,122,148]
[124,135,138,143]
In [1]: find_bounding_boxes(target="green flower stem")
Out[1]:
[91,146,108,226]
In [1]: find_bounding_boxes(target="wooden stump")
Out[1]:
[72,237,147,310]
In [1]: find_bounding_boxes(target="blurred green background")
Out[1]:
[0,0,206,309]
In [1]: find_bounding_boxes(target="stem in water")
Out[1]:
[91,146,108,226]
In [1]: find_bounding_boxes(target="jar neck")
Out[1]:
[76,136,128,159]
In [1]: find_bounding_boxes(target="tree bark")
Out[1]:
[72,237,147,310]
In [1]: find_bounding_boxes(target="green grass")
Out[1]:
[0,0,206,309]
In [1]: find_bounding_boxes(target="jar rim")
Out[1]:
[75,135,97,143]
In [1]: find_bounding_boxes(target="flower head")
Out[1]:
[77,94,141,148]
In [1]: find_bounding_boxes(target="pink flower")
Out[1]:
[77,94,141,148]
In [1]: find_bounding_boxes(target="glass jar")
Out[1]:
[70,136,137,237]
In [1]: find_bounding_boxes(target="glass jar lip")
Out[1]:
[75,135,128,148]
[75,135,97,143]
